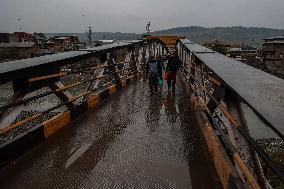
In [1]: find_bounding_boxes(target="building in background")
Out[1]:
[262,35,284,75]
[228,48,259,61]
[0,32,37,62]
[14,32,33,42]
[52,37,72,52]
[66,35,80,44]
[32,33,48,48]
[45,40,55,50]
[202,40,231,55]
[0,33,20,43]
[50,35,81,52]
[0,33,85,62]
[0,42,36,62]
[98,39,116,45]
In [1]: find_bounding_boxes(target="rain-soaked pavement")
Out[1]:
[0,79,221,189]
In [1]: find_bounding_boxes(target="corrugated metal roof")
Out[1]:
[265,40,284,44]
[124,40,143,43]
[54,37,70,40]
[99,40,115,43]
[79,41,141,52]
[80,42,130,52]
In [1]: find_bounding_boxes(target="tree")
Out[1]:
[211,45,227,55]
[33,32,46,40]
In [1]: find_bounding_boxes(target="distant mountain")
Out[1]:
[151,26,284,46]
[45,26,284,47]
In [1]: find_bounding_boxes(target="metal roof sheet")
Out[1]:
[179,39,194,44]
[79,40,142,52]
[54,37,70,40]
[124,40,143,43]
[79,42,131,52]
[265,40,284,44]
[99,40,115,43]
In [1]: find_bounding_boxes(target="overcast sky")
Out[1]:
[0,0,284,33]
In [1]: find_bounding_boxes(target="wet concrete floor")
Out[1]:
[0,79,221,189]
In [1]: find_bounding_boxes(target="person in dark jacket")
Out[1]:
[165,53,181,93]
[156,54,165,70]
[146,56,163,95]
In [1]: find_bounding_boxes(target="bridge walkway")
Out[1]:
[0,78,220,189]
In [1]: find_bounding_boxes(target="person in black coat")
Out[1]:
[165,53,181,93]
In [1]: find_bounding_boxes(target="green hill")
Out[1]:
[151,26,284,46]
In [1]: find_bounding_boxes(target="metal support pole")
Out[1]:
[108,52,121,85]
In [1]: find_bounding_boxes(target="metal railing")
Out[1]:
[177,38,284,188]
[0,42,146,144]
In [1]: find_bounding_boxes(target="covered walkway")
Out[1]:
[0,79,220,189]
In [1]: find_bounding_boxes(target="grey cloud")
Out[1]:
[0,0,283,33]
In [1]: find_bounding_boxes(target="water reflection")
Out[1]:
[145,96,163,133]
[164,94,178,126]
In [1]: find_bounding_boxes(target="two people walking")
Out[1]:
[146,53,181,95]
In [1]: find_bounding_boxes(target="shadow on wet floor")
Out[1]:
[0,80,221,189]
